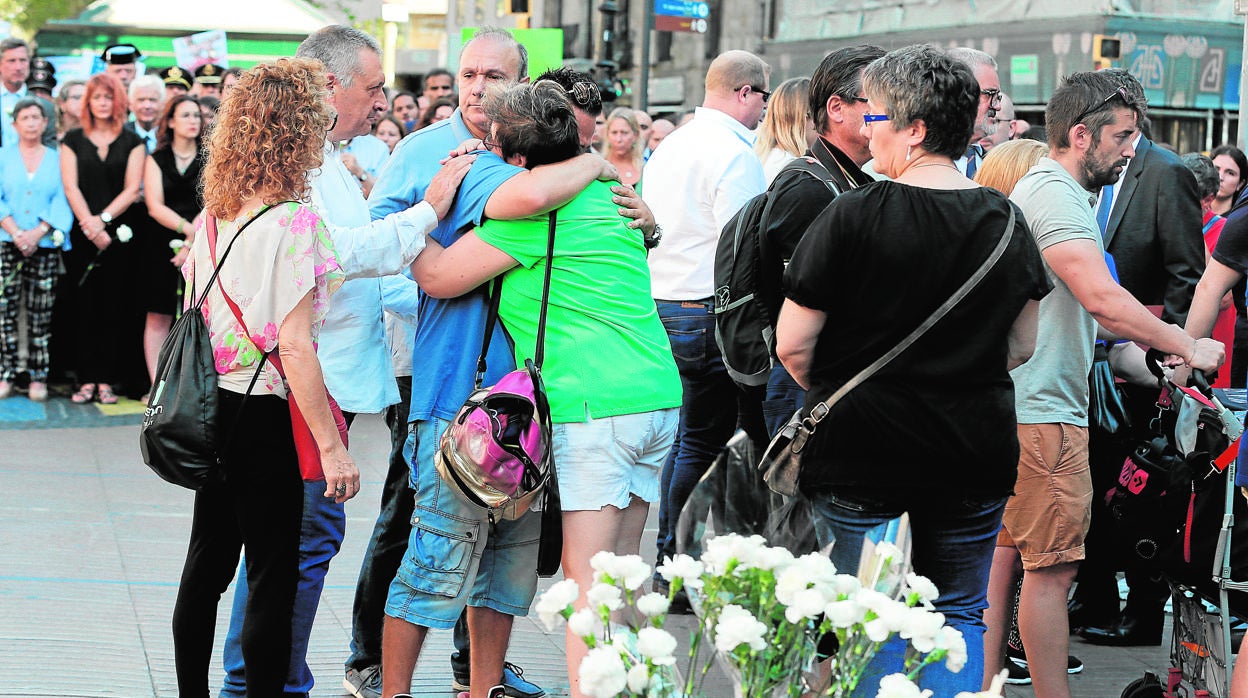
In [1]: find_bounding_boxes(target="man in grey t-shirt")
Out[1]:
[984,71,1224,698]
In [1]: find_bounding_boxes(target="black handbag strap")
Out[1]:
[474,210,558,387]
[190,204,286,312]
[804,205,1016,429]
[199,204,290,460]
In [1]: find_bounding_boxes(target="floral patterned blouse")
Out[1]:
[182,201,343,397]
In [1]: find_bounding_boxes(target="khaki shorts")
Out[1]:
[999,423,1092,571]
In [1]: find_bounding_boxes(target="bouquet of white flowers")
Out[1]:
[537,535,1005,698]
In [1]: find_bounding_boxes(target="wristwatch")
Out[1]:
[100,211,113,225]
[643,224,663,250]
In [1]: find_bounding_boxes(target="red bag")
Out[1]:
[206,215,347,481]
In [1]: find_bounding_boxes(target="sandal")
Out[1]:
[28,382,47,402]
[97,384,118,405]
[71,383,96,404]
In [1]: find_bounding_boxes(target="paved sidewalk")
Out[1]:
[0,398,1217,697]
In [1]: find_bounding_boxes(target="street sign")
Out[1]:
[656,0,709,17]
[654,0,709,33]
[656,15,708,33]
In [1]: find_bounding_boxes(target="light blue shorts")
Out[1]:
[553,408,679,511]
[385,418,541,629]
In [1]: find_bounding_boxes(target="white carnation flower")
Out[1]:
[535,579,579,631]
[567,607,600,638]
[702,533,768,574]
[616,554,653,590]
[578,646,628,698]
[899,608,945,653]
[939,626,967,673]
[169,239,186,250]
[586,582,624,613]
[904,573,940,607]
[655,554,704,588]
[636,592,670,618]
[115,224,133,243]
[863,617,892,643]
[713,604,769,653]
[754,544,796,572]
[636,627,678,666]
[832,573,862,597]
[50,230,65,247]
[824,599,866,628]
[875,673,933,698]
[626,663,651,693]
[784,587,830,624]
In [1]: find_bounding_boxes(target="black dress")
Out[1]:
[56,127,145,386]
[146,148,203,315]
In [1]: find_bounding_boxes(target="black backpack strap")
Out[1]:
[474,278,503,390]
[534,210,556,368]
[774,157,842,197]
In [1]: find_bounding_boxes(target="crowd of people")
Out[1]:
[6,19,1248,698]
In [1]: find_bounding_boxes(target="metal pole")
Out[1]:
[639,0,652,111]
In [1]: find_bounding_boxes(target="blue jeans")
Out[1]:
[385,419,541,628]
[654,299,740,564]
[810,489,1007,698]
[762,363,804,439]
[220,480,346,697]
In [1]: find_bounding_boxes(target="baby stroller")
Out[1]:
[1113,372,1247,698]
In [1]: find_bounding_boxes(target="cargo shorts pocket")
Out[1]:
[397,508,480,598]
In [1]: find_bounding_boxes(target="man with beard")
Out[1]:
[1072,71,1205,647]
[983,70,1225,698]
[949,47,1000,177]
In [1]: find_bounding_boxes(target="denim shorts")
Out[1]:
[554,408,679,511]
[385,418,541,629]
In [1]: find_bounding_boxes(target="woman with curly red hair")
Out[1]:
[171,58,358,697]
[59,73,146,404]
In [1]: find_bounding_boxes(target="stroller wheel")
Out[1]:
[1120,671,1165,698]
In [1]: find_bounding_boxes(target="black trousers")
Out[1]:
[1074,383,1169,622]
[172,390,304,698]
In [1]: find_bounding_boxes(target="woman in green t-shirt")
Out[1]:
[412,81,681,698]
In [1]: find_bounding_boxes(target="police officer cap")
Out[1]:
[161,66,192,90]
[101,44,142,64]
[194,63,224,84]
[27,66,56,93]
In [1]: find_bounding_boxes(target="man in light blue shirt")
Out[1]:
[217,25,474,698]
[366,27,653,698]
[0,38,30,147]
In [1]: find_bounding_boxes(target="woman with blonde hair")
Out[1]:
[171,57,357,697]
[599,106,645,187]
[754,76,814,184]
[974,138,1048,197]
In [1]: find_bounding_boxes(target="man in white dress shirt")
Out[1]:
[641,50,769,595]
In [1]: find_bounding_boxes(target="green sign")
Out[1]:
[1011,54,1038,87]
[458,28,564,81]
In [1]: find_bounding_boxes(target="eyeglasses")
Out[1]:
[841,94,869,104]
[980,88,1003,106]
[482,137,502,152]
[737,85,771,104]
[863,113,891,124]
[1072,86,1133,126]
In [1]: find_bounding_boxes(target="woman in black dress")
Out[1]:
[59,73,146,404]
[142,95,203,390]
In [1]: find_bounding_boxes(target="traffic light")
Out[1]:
[1093,34,1121,70]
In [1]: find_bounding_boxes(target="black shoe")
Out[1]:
[1007,645,1084,674]
[1067,598,1118,634]
[667,587,694,615]
[1004,657,1032,685]
[1079,613,1163,647]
